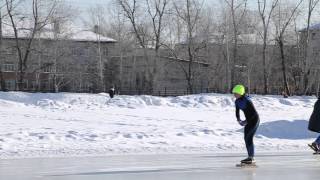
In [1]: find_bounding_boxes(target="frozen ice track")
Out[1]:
[1,152,320,180]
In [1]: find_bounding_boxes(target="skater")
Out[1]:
[308,96,320,154]
[232,85,260,165]
[108,87,115,99]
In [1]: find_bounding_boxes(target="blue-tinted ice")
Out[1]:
[1,152,319,180]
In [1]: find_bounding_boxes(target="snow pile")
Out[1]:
[0,92,317,158]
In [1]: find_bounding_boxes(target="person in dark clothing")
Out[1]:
[108,87,115,98]
[232,84,260,164]
[308,96,320,153]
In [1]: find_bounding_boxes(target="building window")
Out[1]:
[2,47,15,55]
[41,49,51,57]
[23,80,28,90]
[43,63,52,73]
[72,48,89,57]
[313,47,319,57]
[103,47,108,56]
[83,49,89,57]
[41,80,49,90]
[72,48,80,56]
[3,63,15,72]
[57,65,66,72]
[30,80,37,90]
[5,80,15,90]
[312,32,316,40]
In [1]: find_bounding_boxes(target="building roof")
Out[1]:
[2,22,116,43]
[300,23,320,32]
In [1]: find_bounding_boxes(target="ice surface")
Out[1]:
[0,153,319,180]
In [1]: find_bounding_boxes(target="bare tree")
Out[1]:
[117,0,148,48]
[273,0,304,96]
[300,0,320,94]
[146,0,168,52]
[86,6,108,92]
[173,0,205,93]
[0,0,10,91]
[5,0,57,90]
[257,0,279,94]
[145,0,168,92]
[106,2,136,92]
[117,0,168,93]
[50,3,75,92]
[117,0,151,93]
[223,0,248,90]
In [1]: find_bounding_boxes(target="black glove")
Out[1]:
[237,118,247,126]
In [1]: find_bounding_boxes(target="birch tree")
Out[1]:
[106,3,135,92]
[257,0,279,94]
[50,3,75,92]
[87,6,107,92]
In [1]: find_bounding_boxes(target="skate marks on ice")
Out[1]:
[42,153,320,180]
[236,163,257,168]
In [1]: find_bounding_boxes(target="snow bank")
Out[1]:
[0,92,317,158]
[0,92,314,109]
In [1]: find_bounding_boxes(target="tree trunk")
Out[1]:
[262,31,269,94]
[187,38,193,94]
[302,6,312,94]
[0,10,5,91]
[278,38,291,96]
[231,2,237,89]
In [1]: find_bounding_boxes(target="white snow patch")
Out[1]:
[0,92,317,158]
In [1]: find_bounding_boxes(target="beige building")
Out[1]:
[0,35,116,92]
[0,25,210,95]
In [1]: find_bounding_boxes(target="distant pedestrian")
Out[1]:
[108,87,115,99]
[308,96,320,154]
[282,91,288,98]
[232,84,260,165]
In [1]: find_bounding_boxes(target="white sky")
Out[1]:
[1,0,318,29]
[65,0,316,29]
[65,0,112,10]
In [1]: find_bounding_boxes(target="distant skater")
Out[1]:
[308,96,320,154]
[108,87,115,99]
[232,85,260,165]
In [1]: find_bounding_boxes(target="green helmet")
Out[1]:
[232,85,245,95]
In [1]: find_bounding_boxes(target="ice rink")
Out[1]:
[1,152,320,180]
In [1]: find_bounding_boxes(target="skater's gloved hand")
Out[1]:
[239,120,247,126]
[237,118,247,126]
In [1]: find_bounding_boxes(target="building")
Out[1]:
[107,48,210,96]
[299,23,320,94]
[0,23,117,92]
[0,23,210,95]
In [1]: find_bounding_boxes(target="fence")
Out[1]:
[118,88,224,97]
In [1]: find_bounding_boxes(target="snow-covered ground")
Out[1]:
[0,92,317,158]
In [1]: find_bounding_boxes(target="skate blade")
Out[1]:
[308,144,319,153]
[236,163,257,168]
